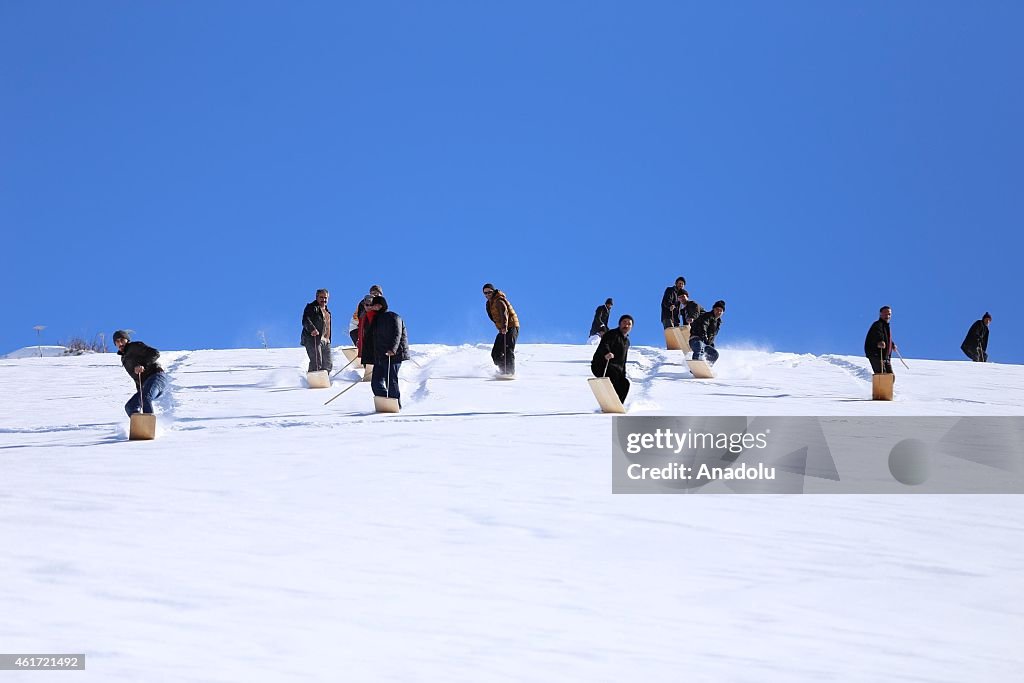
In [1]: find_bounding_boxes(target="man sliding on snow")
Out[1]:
[113,330,169,416]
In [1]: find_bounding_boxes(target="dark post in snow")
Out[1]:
[33,325,46,357]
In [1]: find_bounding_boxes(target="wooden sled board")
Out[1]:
[494,373,517,380]
[307,370,331,389]
[129,413,157,440]
[664,327,687,351]
[341,346,365,368]
[373,396,401,413]
[588,377,626,414]
[872,373,894,401]
[687,359,716,379]
[362,365,374,382]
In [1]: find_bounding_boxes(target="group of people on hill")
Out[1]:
[865,306,993,379]
[301,285,409,407]
[659,276,728,365]
[585,277,994,407]
[106,280,995,418]
[587,275,727,405]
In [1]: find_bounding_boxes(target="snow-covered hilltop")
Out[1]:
[2,344,1023,681]
[1,344,81,359]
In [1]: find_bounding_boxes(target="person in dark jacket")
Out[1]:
[864,305,897,374]
[362,296,409,406]
[483,283,520,376]
[679,289,703,327]
[591,315,634,402]
[660,277,687,329]
[961,312,992,362]
[689,300,725,365]
[300,289,333,373]
[589,298,613,338]
[112,330,169,416]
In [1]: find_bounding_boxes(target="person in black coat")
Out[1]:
[961,312,992,362]
[592,315,634,402]
[300,288,333,373]
[660,277,687,328]
[679,290,703,327]
[112,329,169,416]
[689,300,725,365]
[864,306,897,374]
[589,298,613,338]
[362,295,409,406]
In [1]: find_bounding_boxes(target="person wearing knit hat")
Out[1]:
[483,283,520,376]
[112,330,169,416]
[961,312,992,362]
[588,298,614,339]
[688,299,726,366]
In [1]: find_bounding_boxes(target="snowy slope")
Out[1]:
[2,345,71,359]
[1,344,1022,682]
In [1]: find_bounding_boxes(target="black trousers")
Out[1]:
[593,362,630,402]
[371,358,402,406]
[962,345,986,362]
[868,356,893,375]
[491,327,519,374]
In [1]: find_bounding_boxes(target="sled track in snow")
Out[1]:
[819,354,875,383]
[628,346,672,402]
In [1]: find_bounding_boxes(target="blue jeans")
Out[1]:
[371,358,402,406]
[689,339,719,365]
[125,372,170,415]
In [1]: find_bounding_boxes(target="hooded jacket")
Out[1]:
[486,290,520,331]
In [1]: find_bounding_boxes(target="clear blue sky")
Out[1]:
[3,2,1021,362]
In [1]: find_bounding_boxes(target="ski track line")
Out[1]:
[628,345,671,402]
[818,354,875,384]
[161,351,195,419]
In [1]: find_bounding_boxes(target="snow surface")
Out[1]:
[1,343,1023,682]
[2,345,72,359]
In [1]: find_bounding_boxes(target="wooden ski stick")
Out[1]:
[330,355,357,380]
[894,346,910,370]
[324,377,362,405]
[136,371,144,413]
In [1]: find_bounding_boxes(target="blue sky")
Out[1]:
[3,2,1021,362]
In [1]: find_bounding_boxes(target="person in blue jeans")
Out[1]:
[113,330,169,415]
[361,296,409,408]
[688,300,726,365]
